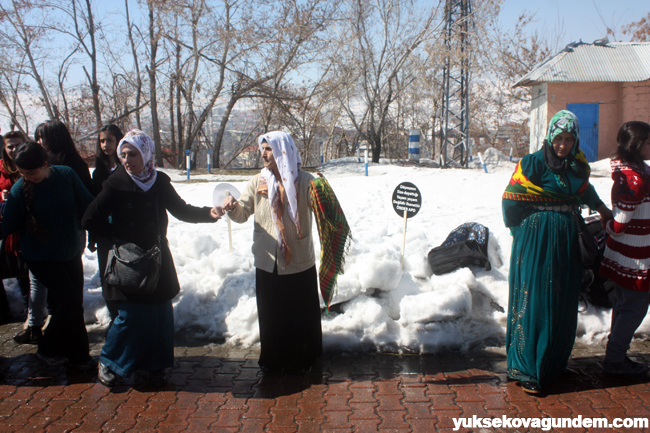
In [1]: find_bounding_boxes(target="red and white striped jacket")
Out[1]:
[600,159,650,291]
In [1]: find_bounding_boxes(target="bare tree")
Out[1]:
[146,0,165,165]
[0,49,31,133]
[50,0,102,127]
[472,6,557,154]
[164,0,334,168]
[336,0,442,163]
[126,0,144,129]
[0,0,58,120]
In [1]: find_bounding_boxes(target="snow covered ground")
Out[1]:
[5,154,638,353]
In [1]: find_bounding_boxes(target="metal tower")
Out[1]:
[440,0,472,168]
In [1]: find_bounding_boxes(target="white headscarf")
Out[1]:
[117,129,158,192]
[258,131,303,262]
[258,131,302,226]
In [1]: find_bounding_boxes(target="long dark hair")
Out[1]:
[612,121,650,168]
[34,119,79,165]
[94,124,123,169]
[14,142,49,239]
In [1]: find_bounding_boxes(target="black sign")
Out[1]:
[392,182,422,218]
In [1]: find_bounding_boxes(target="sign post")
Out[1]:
[392,182,422,268]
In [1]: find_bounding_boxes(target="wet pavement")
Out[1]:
[1,318,650,432]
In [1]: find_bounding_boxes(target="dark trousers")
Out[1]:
[256,265,322,371]
[606,283,650,363]
[28,256,90,363]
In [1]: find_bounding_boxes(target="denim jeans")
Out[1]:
[27,272,48,328]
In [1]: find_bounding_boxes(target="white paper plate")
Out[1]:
[212,183,241,207]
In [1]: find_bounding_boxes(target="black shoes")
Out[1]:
[519,381,543,395]
[13,326,42,344]
[603,357,649,377]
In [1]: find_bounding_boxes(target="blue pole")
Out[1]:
[186,149,191,180]
[364,149,368,176]
[207,150,212,174]
[320,142,323,165]
[478,152,488,173]
[408,129,420,162]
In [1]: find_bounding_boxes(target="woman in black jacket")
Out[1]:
[90,124,124,320]
[82,129,223,387]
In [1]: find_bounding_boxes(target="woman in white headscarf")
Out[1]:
[224,131,322,374]
[82,129,223,387]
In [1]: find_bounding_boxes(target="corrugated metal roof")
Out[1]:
[514,41,650,86]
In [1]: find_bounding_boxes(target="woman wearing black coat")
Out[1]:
[82,129,223,387]
[89,124,124,320]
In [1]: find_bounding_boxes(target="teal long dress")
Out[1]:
[503,150,603,389]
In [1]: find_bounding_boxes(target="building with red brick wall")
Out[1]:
[515,41,650,161]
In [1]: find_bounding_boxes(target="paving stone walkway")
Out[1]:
[1,320,649,432]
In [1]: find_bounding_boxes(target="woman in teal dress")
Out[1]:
[502,110,612,394]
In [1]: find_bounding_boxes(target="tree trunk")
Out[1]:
[83,0,101,127]
[147,1,163,166]
[125,0,142,129]
[169,77,177,168]
[212,97,238,169]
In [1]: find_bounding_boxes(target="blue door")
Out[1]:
[566,103,599,162]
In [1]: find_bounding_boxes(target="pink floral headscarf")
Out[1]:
[117,129,157,192]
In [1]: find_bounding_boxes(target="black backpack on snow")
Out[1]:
[427,222,491,275]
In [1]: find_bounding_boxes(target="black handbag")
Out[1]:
[0,238,28,279]
[104,199,162,295]
[574,212,599,266]
[104,236,162,295]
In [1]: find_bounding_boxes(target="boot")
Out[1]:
[13,326,42,344]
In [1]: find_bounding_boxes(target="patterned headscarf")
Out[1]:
[545,110,580,155]
[258,131,302,263]
[117,129,157,192]
[543,110,589,186]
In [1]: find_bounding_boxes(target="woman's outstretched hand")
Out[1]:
[210,206,225,219]
[222,195,238,211]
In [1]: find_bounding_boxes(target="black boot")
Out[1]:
[13,326,42,344]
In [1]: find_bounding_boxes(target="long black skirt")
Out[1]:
[256,265,322,372]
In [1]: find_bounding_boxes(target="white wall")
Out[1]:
[529,83,548,153]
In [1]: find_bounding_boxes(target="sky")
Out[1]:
[499,0,647,50]
[3,155,634,354]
